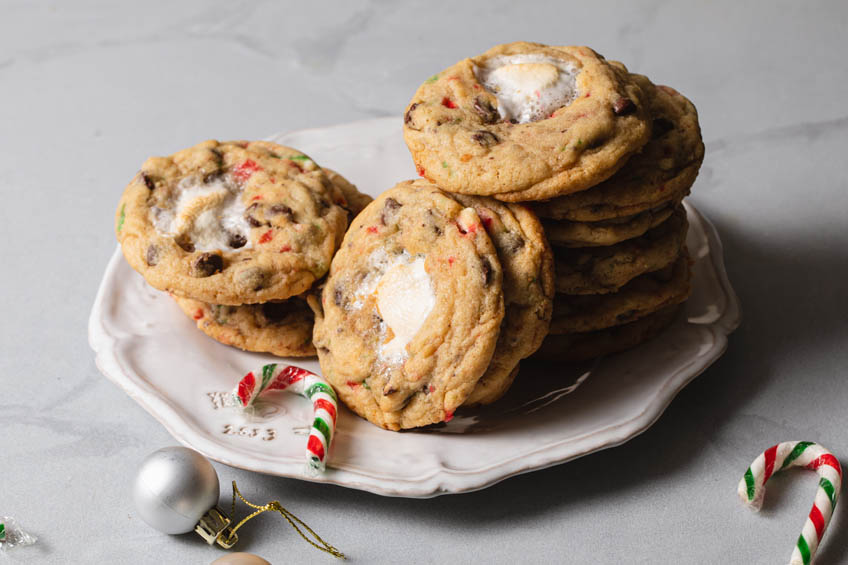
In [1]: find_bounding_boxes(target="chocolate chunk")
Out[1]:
[652,117,674,138]
[175,235,195,253]
[380,197,402,225]
[145,244,159,266]
[246,215,263,227]
[245,203,266,227]
[236,266,267,291]
[383,386,398,396]
[269,204,293,220]
[228,233,247,248]
[259,301,295,324]
[191,252,223,277]
[203,171,224,184]
[404,102,420,129]
[502,232,525,253]
[613,97,636,116]
[471,130,499,148]
[141,172,155,190]
[481,256,494,286]
[473,97,499,124]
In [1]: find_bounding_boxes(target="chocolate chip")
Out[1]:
[383,386,398,396]
[380,198,401,225]
[175,235,194,253]
[145,244,159,266]
[613,97,636,116]
[269,204,293,220]
[191,252,223,277]
[204,171,224,184]
[247,215,263,227]
[502,232,525,253]
[141,172,155,190]
[236,266,267,291]
[404,102,420,129]
[259,301,295,324]
[245,203,266,227]
[228,233,247,248]
[652,117,674,138]
[471,130,499,148]
[473,97,499,124]
[481,256,494,286]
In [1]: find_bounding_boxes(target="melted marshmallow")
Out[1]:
[351,250,436,364]
[474,54,579,123]
[375,257,435,362]
[151,176,251,252]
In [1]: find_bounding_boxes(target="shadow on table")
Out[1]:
[243,209,848,558]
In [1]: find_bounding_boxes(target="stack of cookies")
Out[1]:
[115,140,370,357]
[403,41,704,365]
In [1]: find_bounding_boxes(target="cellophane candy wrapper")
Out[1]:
[0,517,37,551]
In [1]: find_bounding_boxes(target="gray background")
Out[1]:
[2,1,847,563]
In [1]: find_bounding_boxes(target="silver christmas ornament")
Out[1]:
[133,446,237,547]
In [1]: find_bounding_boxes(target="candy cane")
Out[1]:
[738,441,842,565]
[232,363,338,475]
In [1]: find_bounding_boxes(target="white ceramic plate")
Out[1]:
[89,117,740,498]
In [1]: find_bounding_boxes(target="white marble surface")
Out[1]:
[2,1,847,563]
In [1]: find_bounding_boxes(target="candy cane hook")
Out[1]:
[738,441,842,564]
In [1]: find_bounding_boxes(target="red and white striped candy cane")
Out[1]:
[232,363,338,475]
[738,441,842,565]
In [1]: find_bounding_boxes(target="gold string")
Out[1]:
[222,480,346,560]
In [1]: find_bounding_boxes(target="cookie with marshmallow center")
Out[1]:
[311,180,505,430]
[403,42,651,202]
[116,140,354,305]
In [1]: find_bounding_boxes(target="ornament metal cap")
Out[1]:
[196,506,238,548]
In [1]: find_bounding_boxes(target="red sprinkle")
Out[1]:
[416,165,426,177]
[585,91,591,98]
[429,385,435,393]
[279,245,291,253]
[258,229,273,244]
[233,159,262,182]
[346,380,360,388]
[444,411,454,422]
[441,97,458,109]
[193,309,204,320]
[251,195,263,201]
[447,75,460,81]
[366,226,378,234]
[448,256,455,265]
[473,84,481,90]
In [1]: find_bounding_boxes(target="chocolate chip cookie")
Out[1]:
[447,195,554,405]
[533,304,682,362]
[542,203,674,248]
[311,180,505,430]
[173,295,315,357]
[549,251,691,334]
[554,205,688,295]
[403,42,652,202]
[533,74,703,221]
[116,140,351,305]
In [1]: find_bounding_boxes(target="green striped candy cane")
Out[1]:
[738,441,842,565]
[233,363,338,475]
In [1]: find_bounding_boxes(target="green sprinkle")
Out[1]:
[288,155,311,162]
[362,380,371,390]
[560,146,567,152]
[0,522,6,541]
[576,139,583,146]
[441,161,449,168]
[117,204,125,232]
[425,73,440,84]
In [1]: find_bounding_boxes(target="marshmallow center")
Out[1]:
[474,54,579,123]
[374,256,435,363]
[151,175,251,252]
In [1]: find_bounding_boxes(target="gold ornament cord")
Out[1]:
[220,481,346,560]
